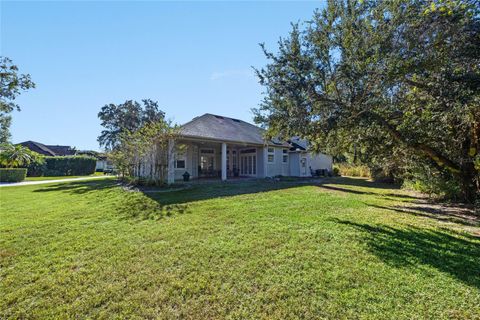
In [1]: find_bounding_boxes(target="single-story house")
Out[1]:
[163,113,332,183]
[18,141,77,156]
[77,150,112,171]
[19,142,111,171]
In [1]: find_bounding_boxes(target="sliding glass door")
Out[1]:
[239,149,257,176]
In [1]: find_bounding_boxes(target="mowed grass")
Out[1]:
[1,178,479,319]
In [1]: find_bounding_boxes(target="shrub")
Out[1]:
[370,166,396,183]
[0,168,27,182]
[332,166,340,176]
[334,164,371,178]
[402,164,463,201]
[26,157,46,177]
[44,156,96,176]
[121,176,166,187]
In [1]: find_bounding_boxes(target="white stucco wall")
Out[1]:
[265,147,289,177]
[308,152,333,171]
[95,160,107,170]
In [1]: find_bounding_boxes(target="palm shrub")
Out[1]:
[0,144,38,168]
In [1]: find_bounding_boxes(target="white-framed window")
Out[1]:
[232,150,237,170]
[267,147,275,163]
[282,149,288,163]
[175,146,186,169]
[200,148,215,172]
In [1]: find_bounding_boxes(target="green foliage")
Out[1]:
[332,166,340,176]
[0,168,27,182]
[402,161,463,200]
[111,120,178,183]
[43,156,96,176]
[97,99,165,151]
[0,115,12,144]
[0,57,35,144]
[26,156,46,177]
[254,0,480,202]
[335,164,371,178]
[0,144,41,168]
[121,176,169,187]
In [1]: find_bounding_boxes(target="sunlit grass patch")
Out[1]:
[1,178,479,319]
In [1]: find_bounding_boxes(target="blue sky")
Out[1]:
[1,1,323,151]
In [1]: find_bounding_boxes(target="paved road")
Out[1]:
[0,175,113,187]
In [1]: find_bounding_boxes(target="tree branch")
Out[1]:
[366,111,462,175]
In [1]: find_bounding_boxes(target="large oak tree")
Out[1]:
[254,0,479,202]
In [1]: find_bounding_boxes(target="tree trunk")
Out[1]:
[367,111,479,202]
[459,162,477,203]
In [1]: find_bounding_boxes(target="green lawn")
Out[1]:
[24,172,106,181]
[1,178,479,319]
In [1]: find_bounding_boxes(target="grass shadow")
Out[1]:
[31,177,474,225]
[118,179,324,221]
[141,179,316,207]
[117,191,191,221]
[33,179,119,195]
[326,177,402,190]
[316,178,425,201]
[366,203,479,227]
[334,219,480,289]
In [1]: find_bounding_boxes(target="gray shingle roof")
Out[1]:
[180,114,289,147]
[288,137,308,151]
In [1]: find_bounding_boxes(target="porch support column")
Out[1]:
[167,138,175,185]
[221,142,227,181]
[263,146,268,178]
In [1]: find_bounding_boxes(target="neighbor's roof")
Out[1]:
[46,145,76,156]
[288,137,308,151]
[18,141,76,156]
[180,113,289,147]
[18,141,56,156]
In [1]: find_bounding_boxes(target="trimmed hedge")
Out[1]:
[0,168,27,182]
[44,156,96,176]
[26,157,46,177]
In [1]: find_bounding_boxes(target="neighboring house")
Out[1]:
[18,141,76,156]
[159,113,332,183]
[94,157,109,171]
[76,150,113,172]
